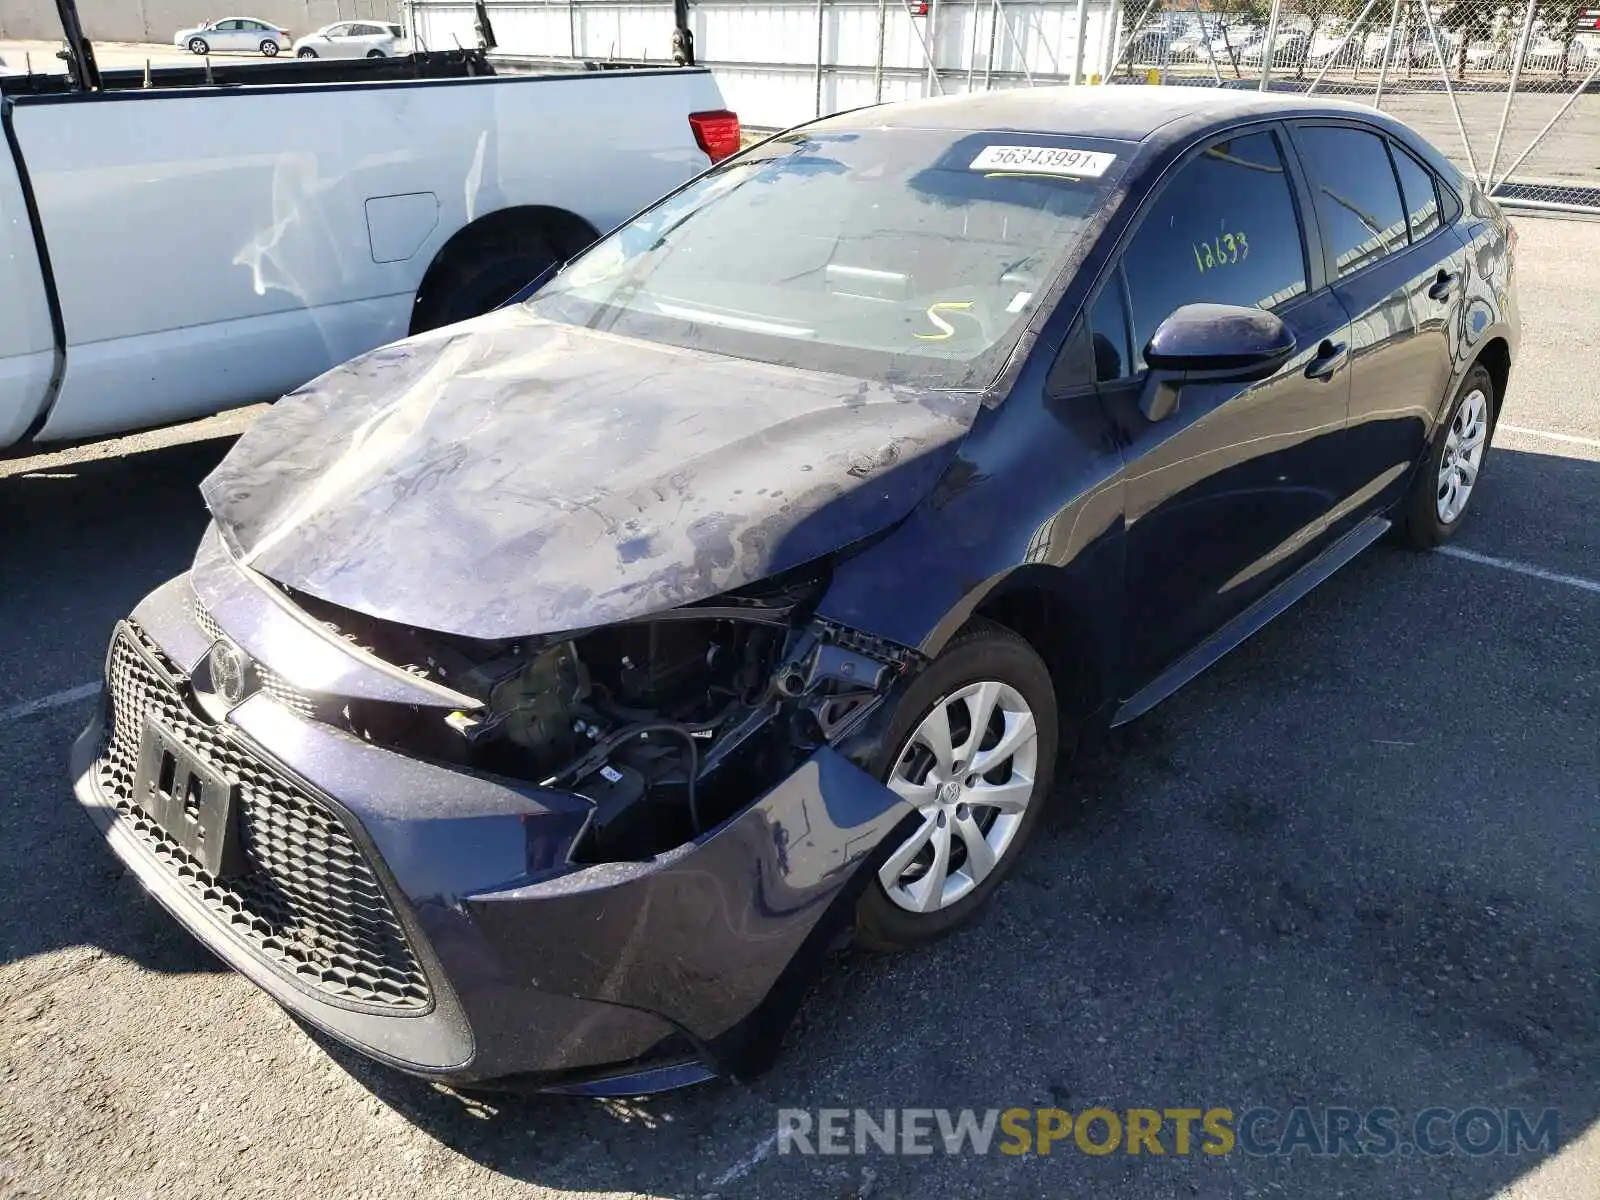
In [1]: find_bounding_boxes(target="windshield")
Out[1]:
[527,126,1131,388]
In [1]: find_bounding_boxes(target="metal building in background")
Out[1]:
[407,0,1598,214]
[408,0,1121,128]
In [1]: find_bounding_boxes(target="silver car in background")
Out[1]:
[174,17,290,57]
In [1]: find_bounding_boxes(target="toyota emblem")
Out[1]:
[208,639,254,706]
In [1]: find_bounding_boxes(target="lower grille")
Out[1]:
[96,624,431,1012]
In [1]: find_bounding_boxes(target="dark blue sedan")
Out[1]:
[73,86,1518,1095]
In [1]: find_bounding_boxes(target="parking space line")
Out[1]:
[1498,424,1600,451]
[710,1131,780,1187]
[0,681,100,724]
[1438,546,1600,596]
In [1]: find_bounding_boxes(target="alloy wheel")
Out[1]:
[1437,388,1489,524]
[879,680,1040,914]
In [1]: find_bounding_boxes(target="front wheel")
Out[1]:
[856,622,1058,951]
[261,40,280,56]
[188,37,209,54]
[1399,362,1496,549]
[296,46,318,58]
[366,49,386,58]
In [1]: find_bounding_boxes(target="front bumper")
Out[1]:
[71,574,913,1091]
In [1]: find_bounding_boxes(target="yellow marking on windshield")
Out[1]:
[981,171,1089,183]
[914,301,976,341]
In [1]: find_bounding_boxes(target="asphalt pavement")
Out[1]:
[0,219,1596,1200]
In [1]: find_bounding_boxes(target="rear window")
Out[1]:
[527,127,1131,388]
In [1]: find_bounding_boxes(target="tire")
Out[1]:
[366,49,386,58]
[411,224,559,334]
[856,621,1059,951]
[1399,362,1496,549]
[188,37,209,54]
[261,40,280,57]
[296,46,318,58]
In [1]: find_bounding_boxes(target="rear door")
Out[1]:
[1287,122,1469,517]
[349,24,390,54]
[1090,125,1356,683]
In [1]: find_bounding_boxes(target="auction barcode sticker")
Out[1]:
[969,145,1117,178]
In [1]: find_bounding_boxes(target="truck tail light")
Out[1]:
[688,110,742,164]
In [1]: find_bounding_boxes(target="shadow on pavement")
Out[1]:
[0,436,235,978]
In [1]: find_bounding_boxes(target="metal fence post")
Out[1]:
[1189,0,1222,85]
[927,0,941,95]
[1489,56,1600,194]
[994,0,1035,85]
[1485,0,1539,190]
[984,0,998,89]
[814,0,826,115]
[1306,0,1378,94]
[1257,0,1283,91]
[1099,0,1120,81]
[968,0,981,89]
[1072,0,1090,84]
[1418,0,1480,182]
[874,0,889,102]
[1372,0,1401,109]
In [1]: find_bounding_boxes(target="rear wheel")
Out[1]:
[261,39,280,56]
[188,37,209,54]
[856,622,1058,951]
[366,49,386,58]
[1400,362,1495,549]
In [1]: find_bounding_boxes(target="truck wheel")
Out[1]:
[261,40,280,56]
[188,37,209,54]
[411,225,559,334]
[296,46,317,58]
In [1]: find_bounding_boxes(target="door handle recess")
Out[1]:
[1304,339,1348,382]
[1428,270,1459,301]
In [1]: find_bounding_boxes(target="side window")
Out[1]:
[1295,125,1408,278]
[1045,270,1134,394]
[1089,271,1132,383]
[1389,142,1441,241]
[1121,130,1308,372]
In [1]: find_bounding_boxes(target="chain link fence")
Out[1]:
[1109,0,1600,211]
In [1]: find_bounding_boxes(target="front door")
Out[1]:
[1097,126,1356,685]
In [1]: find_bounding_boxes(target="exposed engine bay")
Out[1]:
[281,581,918,863]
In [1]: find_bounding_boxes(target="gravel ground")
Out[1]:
[0,219,1596,1200]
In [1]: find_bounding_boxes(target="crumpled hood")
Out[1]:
[201,307,981,639]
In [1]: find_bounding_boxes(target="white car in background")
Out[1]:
[293,22,408,59]
[174,17,291,57]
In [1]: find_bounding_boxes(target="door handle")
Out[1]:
[1303,339,1348,382]
[1428,269,1459,301]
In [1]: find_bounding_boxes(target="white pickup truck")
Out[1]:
[0,17,736,448]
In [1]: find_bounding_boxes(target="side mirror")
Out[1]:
[1137,303,1296,422]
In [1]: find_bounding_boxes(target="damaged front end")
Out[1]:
[72,529,928,1092]
[275,558,919,866]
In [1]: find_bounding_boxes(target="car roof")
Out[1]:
[825,85,1385,144]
